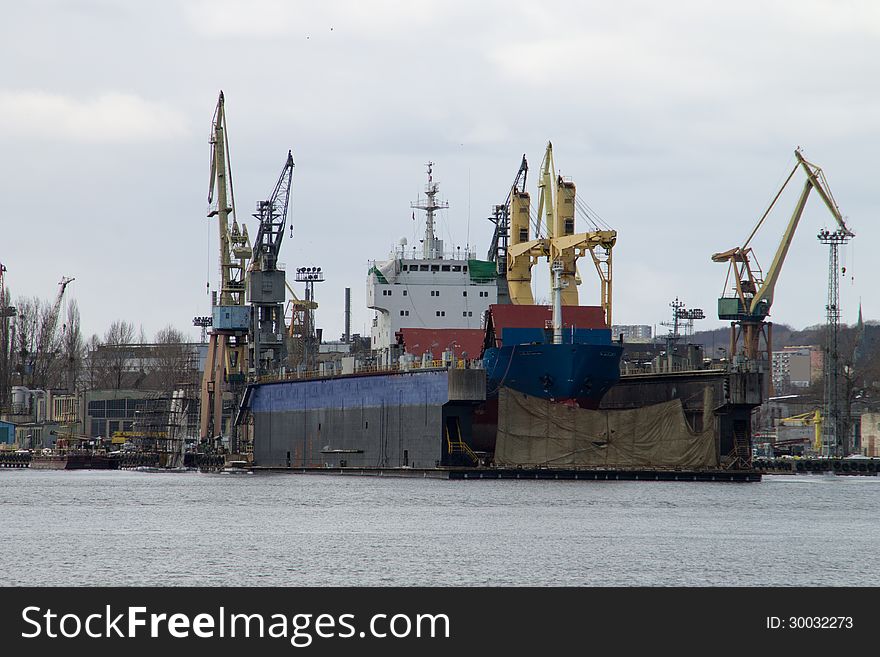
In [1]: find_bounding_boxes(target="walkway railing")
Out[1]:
[258,359,483,384]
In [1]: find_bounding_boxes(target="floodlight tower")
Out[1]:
[818,228,851,457]
[295,267,325,371]
[0,263,15,411]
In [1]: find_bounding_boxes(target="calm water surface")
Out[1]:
[1,469,877,586]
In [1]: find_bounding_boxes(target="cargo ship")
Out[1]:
[243,153,623,468]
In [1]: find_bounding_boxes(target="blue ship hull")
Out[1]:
[483,342,623,408]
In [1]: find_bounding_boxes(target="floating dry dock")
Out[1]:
[240,367,766,482]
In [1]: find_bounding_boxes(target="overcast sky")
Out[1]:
[1,0,877,343]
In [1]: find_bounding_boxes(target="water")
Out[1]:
[1,469,878,586]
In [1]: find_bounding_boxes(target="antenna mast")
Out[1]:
[411,162,449,259]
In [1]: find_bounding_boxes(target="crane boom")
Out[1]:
[747,150,853,315]
[486,154,527,263]
[251,151,294,271]
[208,91,250,306]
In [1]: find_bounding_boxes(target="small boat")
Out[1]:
[220,460,253,474]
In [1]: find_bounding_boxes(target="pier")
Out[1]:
[754,457,879,476]
[253,465,761,482]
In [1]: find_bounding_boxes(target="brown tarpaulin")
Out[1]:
[495,388,717,468]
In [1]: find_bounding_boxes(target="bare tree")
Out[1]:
[152,325,194,394]
[85,333,104,390]
[11,296,40,387]
[59,299,84,392]
[103,320,136,390]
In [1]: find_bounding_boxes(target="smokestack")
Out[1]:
[344,287,351,343]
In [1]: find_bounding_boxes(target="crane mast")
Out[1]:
[199,91,252,455]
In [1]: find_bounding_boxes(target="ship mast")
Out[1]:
[551,259,566,344]
[411,162,449,259]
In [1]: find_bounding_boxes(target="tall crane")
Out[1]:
[31,276,74,388]
[711,149,853,382]
[504,143,617,324]
[199,91,252,453]
[248,151,294,379]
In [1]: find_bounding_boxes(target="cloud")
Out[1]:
[185,0,437,39]
[0,91,189,143]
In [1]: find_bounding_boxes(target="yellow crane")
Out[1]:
[505,143,617,324]
[712,149,853,379]
[199,91,252,450]
[779,409,823,454]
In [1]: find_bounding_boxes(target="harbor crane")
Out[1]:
[198,91,252,453]
[711,149,853,384]
[504,143,617,324]
[248,151,294,379]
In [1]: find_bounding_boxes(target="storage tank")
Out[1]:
[11,387,29,414]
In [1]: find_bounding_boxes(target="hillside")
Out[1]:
[688,323,880,389]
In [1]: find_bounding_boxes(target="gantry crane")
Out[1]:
[504,142,617,324]
[248,151,294,379]
[712,149,853,384]
[199,91,252,452]
[779,409,823,454]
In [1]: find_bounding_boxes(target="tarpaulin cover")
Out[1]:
[495,388,717,468]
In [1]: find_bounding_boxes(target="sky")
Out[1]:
[1,0,878,343]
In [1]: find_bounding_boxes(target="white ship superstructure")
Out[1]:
[368,163,498,363]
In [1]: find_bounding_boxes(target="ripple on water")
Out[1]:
[1,470,877,586]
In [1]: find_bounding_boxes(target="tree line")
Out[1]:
[0,286,195,409]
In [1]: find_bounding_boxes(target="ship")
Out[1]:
[242,153,623,469]
[29,449,115,470]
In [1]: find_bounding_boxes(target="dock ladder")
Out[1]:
[445,417,479,465]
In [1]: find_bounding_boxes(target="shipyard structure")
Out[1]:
[238,145,765,481]
[6,95,872,479]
